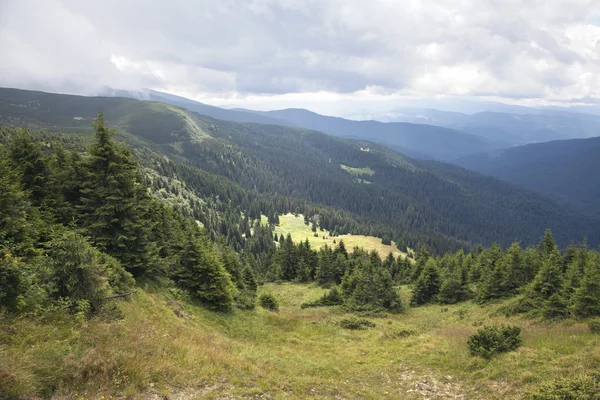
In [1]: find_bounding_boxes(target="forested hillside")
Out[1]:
[456,136,600,215]
[1,87,599,254]
[232,107,503,161]
[105,88,503,161]
[2,110,600,399]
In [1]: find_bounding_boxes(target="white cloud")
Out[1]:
[0,0,599,114]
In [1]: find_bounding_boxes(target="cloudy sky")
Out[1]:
[1,0,600,117]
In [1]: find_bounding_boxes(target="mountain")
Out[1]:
[105,89,502,161]
[379,107,600,145]
[101,88,293,126]
[456,137,600,216]
[236,107,503,161]
[1,87,599,251]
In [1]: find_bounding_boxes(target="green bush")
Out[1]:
[588,319,600,334]
[339,317,376,330]
[301,287,344,309]
[527,373,600,400]
[467,325,522,359]
[49,231,134,311]
[259,293,279,312]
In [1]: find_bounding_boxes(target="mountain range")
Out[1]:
[456,136,600,216]
[1,86,599,251]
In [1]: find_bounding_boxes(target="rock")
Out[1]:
[174,309,191,320]
[416,382,435,392]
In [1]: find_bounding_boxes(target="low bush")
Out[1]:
[384,328,417,338]
[301,287,344,309]
[588,319,600,334]
[527,373,600,400]
[339,317,376,330]
[467,325,522,359]
[259,293,279,311]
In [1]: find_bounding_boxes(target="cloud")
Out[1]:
[1,0,599,113]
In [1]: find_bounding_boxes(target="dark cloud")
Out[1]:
[1,0,599,112]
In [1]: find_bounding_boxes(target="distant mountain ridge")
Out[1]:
[456,136,600,216]
[103,89,504,161]
[376,107,600,146]
[1,86,599,250]
[232,107,504,161]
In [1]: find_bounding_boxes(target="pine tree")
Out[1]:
[0,155,30,247]
[438,271,470,304]
[277,233,298,281]
[410,259,441,306]
[538,229,558,259]
[477,260,507,302]
[7,130,49,206]
[173,235,235,311]
[529,253,563,301]
[343,257,403,312]
[571,257,600,318]
[503,242,525,292]
[79,114,158,275]
[410,245,431,281]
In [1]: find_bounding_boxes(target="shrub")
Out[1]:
[467,325,522,359]
[49,231,134,311]
[527,373,600,400]
[339,317,376,330]
[384,328,417,338]
[259,293,279,312]
[301,287,344,309]
[589,319,600,334]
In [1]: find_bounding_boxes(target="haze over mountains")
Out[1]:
[1,86,599,251]
[457,136,600,216]
[111,88,600,155]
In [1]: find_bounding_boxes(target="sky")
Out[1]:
[1,0,600,118]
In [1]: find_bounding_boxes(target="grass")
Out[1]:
[273,213,408,259]
[340,164,375,177]
[2,284,600,399]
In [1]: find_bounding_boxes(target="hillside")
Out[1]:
[2,90,600,400]
[111,90,502,162]
[456,137,600,215]
[1,87,599,251]
[234,107,503,161]
[4,283,599,399]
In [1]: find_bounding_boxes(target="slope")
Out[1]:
[4,282,599,399]
[237,107,502,161]
[455,137,600,215]
[1,87,599,251]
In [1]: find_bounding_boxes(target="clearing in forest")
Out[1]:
[273,213,408,259]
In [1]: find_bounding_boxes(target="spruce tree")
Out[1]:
[0,155,29,247]
[173,234,235,311]
[79,114,158,275]
[410,259,441,306]
[571,257,600,318]
[7,130,49,206]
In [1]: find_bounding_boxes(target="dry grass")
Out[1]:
[2,284,600,399]
[274,213,409,260]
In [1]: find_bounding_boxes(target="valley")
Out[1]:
[1,88,600,400]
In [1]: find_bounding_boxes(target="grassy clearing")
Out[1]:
[2,284,599,399]
[340,164,375,177]
[273,213,407,259]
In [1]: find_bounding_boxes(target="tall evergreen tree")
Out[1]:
[411,259,441,306]
[173,234,235,311]
[79,114,158,275]
[7,130,49,206]
[571,256,600,318]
